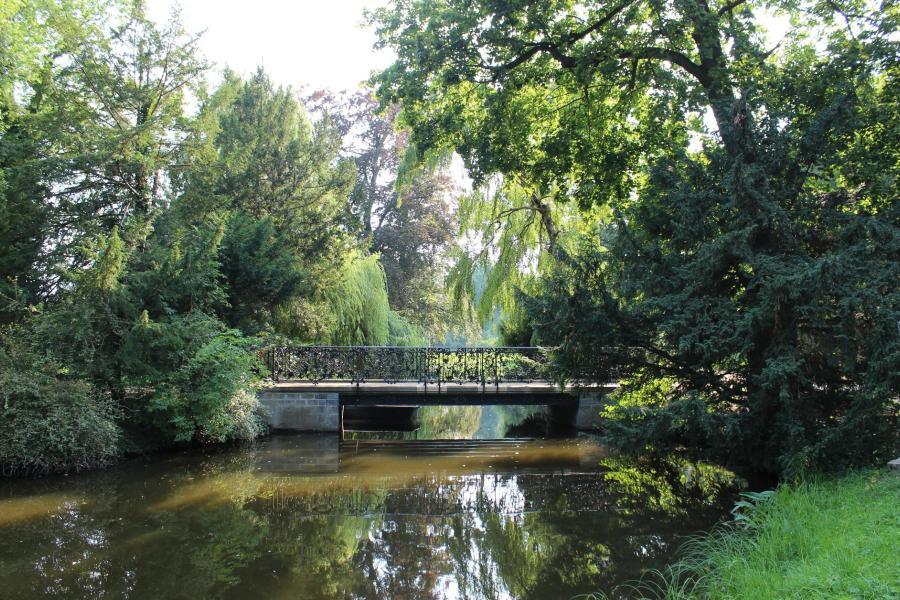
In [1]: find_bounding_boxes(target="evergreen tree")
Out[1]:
[370,0,900,474]
[178,71,355,337]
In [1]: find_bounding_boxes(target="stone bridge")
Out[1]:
[258,346,617,432]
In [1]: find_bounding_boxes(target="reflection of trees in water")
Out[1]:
[353,516,451,600]
[417,405,482,439]
[416,404,549,440]
[598,455,741,517]
[238,515,374,599]
[0,466,267,600]
[252,478,388,516]
[342,405,551,441]
[440,480,612,599]
[476,405,548,438]
[0,441,744,600]
[438,457,742,599]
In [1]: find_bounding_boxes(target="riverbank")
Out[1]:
[594,468,899,599]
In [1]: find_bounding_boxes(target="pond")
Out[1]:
[0,406,748,599]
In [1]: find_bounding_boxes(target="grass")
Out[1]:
[581,469,900,600]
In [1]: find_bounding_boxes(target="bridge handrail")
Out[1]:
[265,345,549,388]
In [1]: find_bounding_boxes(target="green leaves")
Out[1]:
[731,490,776,529]
[148,328,263,444]
[0,325,120,475]
[324,253,391,346]
[218,213,307,334]
[372,0,900,476]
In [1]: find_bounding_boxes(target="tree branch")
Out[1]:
[717,0,748,15]
[619,47,708,85]
[490,0,641,74]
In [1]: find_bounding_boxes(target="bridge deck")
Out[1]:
[268,381,615,406]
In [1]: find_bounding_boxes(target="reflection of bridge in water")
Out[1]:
[253,434,611,517]
[258,346,618,431]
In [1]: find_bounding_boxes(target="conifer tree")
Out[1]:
[370,0,900,473]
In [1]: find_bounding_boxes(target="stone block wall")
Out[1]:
[258,390,340,431]
[574,391,611,430]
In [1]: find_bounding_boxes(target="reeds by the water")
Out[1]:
[577,469,899,599]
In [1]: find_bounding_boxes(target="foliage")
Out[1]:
[386,310,427,346]
[33,194,264,448]
[371,0,900,475]
[417,405,482,439]
[0,327,119,475]
[309,90,465,340]
[177,70,356,339]
[148,329,264,443]
[2,2,425,466]
[323,253,391,346]
[217,212,306,334]
[1,1,206,303]
[448,178,591,325]
[603,470,900,600]
[180,70,354,271]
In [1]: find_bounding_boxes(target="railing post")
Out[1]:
[495,348,500,391]
[269,347,277,382]
[421,347,426,394]
[480,347,485,392]
[354,347,362,391]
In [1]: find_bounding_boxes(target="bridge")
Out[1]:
[258,346,617,432]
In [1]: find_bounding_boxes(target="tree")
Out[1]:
[0,0,111,319]
[178,70,356,337]
[370,0,900,474]
[309,90,461,338]
[1,0,207,309]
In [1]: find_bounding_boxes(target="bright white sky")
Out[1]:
[147,0,394,93]
[146,1,793,99]
[144,1,790,166]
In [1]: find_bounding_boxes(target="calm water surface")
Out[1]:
[0,407,746,599]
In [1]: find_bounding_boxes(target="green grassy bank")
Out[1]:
[588,469,900,599]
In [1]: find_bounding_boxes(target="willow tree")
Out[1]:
[323,253,390,345]
[308,90,462,339]
[370,0,900,474]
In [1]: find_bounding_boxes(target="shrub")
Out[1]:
[0,330,119,475]
[147,330,265,443]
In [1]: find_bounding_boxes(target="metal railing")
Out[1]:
[265,346,548,388]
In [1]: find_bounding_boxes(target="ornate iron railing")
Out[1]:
[265,346,548,388]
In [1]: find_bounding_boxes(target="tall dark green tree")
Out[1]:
[370,0,900,474]
[177,71,355,336]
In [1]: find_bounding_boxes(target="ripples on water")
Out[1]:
[0,406,746,599]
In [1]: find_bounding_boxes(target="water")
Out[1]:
[0,407,746,599]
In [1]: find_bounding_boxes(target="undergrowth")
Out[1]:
[577,469,900,599]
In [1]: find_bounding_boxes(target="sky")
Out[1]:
[143,1,790,174]
[147,0,394,93]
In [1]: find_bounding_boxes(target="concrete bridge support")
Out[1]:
[574,392,610,430]
[258,389,340,431]
[543,392,609,432]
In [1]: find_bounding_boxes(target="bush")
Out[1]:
[527,241,900,477]
[147,330,266,443]
[0,330,119,475]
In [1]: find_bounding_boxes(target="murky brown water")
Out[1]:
[0,408,745,599]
